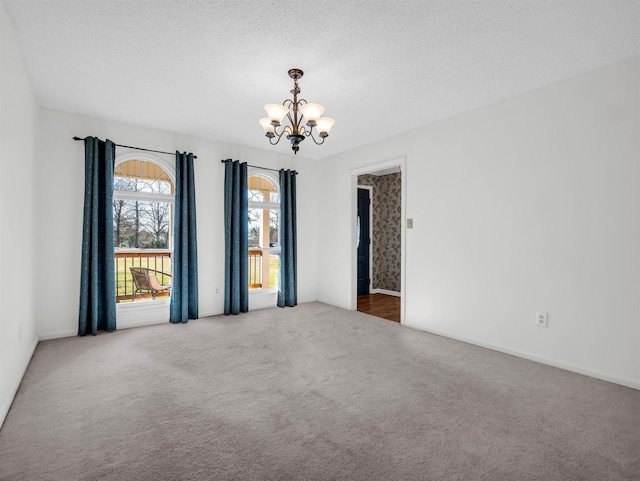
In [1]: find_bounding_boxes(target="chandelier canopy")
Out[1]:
[259,69,335,155]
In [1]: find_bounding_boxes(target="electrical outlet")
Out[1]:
[536,312,548,327]
[215,287,220,295]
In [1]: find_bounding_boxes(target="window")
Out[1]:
[248,173,279,291]
[113,159,174,303]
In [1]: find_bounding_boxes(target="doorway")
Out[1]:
[351,158,405,324]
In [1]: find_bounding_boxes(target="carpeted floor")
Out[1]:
[1,302,638,480]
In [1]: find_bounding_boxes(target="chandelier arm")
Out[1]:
[306,129,326,146]
[278,99,295,132]
[285,111,297,132]
[268,135,282,146]
[268,125,292,145]
[296,98,308,128]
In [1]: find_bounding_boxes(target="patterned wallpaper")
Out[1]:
[357,173,401,293]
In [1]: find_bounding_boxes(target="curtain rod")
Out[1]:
[220,159,297,174]
[73,136,197,159]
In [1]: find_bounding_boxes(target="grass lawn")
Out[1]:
[249,254,279,289]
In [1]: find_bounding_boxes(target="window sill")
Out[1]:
[249,287,277,296]
[117,298,170,309]
[249,288,277,310]
[117,299,170,329]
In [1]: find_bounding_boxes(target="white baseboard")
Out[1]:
[38,329,77,341]
[371,289,401,297]
[1,336,38,428]
[317,297,352,311]
[403,322,640,391]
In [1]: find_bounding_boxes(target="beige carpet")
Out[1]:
[1,302,638,480]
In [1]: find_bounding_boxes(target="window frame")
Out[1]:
[247,168,280,306]
[113,152,176,323]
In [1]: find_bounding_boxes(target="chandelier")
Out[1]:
[259,68,335,155]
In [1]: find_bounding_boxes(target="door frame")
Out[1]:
[357,185,373,295]
[349,157,406,324]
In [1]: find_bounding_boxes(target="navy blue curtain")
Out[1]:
[170,152,199,324]
[278,169,297,308]
[79,137,116,336]
[224,159,248,315]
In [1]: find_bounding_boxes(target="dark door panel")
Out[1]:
[357,188,370,295]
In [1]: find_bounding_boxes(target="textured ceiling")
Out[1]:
[3,0,640,159]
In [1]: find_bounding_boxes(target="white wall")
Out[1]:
[317,55,640,389]
[0,3,39,425]
[35,109,319,339]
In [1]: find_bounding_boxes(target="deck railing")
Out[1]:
[249,248,278,289]
[115,248,275,301]
[249,248,264,288]
[115,250,172,303]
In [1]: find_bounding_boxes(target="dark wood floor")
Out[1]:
[357,293,401,323]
